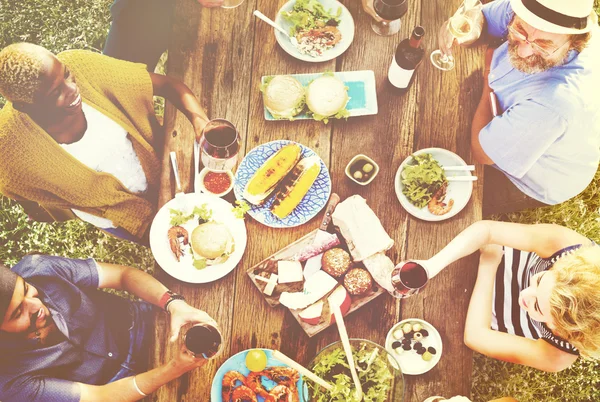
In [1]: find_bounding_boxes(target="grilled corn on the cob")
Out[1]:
[243,143,302,205]
[271,156,322,219]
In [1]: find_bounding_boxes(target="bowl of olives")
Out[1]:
[345,154,379,185]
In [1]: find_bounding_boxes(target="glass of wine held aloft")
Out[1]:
[200,119,240,172]
[371,0,408,37]
[430,0,482,71]
[390,260,430,298]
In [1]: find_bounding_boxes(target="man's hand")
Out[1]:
[168,301,220,343]
[362,0,383,22]
[438,6,484,57]
[197,0,224,7]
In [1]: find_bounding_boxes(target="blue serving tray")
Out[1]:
[262,70,378,121]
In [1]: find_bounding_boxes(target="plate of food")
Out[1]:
[234,140,331,228]
[394,148,473,221]
[149,193,247,284]
[248,195,395,337]
[210,348,306,402]
[260,71,377,123]
[275,0,354,62]
[307,339,404,401]
[385,319,443,376]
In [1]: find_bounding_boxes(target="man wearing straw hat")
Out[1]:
[0,254,219,402]
[435,0,600,215]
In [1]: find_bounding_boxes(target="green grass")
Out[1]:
[1,1,599,401]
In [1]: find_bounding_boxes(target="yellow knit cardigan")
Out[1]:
[0,50,162,238]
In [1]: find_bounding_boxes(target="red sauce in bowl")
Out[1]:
[203,172,232,194]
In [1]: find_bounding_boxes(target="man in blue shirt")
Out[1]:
[0,254,220,402]
[438,0,600,214]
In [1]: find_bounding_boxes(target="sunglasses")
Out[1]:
[507,24,570,57]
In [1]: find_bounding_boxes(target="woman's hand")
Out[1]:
[191,114,208,143]
[173,343,210,373]
[362,0,383,22]
[167,301,221,343]
[197,0,224,7]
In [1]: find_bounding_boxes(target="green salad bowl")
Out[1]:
[304,339,404,402]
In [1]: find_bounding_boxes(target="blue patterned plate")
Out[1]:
[234,140,331,228]
[210,349,308,402]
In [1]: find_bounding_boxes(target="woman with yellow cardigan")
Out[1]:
[0,43,210,242]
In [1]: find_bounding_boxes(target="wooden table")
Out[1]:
[151,0,484,400]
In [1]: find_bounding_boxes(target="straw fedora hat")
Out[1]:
[510,0,598,34]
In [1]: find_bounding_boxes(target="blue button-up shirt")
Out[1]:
[0,255,134,402]
[480,0,600,204]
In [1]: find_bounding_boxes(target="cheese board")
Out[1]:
[247,195,395,337]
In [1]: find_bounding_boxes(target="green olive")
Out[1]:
[353,171,363,180]
[422,351,433,361]
[362,163,374,173]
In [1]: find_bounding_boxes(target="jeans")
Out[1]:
[108,301,155,382]
[103,0,175,72]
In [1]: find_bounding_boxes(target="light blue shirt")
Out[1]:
[480,0,600,204]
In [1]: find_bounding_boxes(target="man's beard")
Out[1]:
[507,40,564,74]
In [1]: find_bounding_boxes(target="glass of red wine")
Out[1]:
[200,119,240,172]
[185,323,223,359]
[390,261,429,298]
[372,0,408,36]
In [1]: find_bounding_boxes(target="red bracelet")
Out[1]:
[159,291,172,311]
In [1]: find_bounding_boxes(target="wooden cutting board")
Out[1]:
[247,229,386,337]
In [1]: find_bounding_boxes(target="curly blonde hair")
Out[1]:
[549,245,600,359]
[0,43,47,103]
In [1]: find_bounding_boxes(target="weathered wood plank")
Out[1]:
[400,0,485,400]
[151,0,257,401]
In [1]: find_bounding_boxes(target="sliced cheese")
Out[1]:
[279,271,337,310]
[277,260,304,284]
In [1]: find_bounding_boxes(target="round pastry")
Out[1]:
[343,267,373,296]
[191,222,234,260]
[321,248,352,278]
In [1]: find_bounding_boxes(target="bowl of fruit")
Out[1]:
[385,319,443,376]
[345,154,379,186]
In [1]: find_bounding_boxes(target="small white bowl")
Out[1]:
[345,154,379,186]
[195,168,234,197]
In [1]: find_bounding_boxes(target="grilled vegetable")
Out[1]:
[243,143,302,205]
[271,156,321,219]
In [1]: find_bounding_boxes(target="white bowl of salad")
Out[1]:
[275,0,355,63]
[305,339,404,402]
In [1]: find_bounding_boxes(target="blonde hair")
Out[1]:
[549,245,600,359]
[0,43,47,103]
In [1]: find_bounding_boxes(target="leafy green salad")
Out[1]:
[281,0,342,36]
[309,342,394,402]
[401,153,447,209]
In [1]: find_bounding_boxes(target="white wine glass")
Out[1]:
[431,0,482,71]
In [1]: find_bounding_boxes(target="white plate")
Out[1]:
[395,148,473,222]
[385,318,443,376]
[149,193,247,284]
[262,70,378,121]
[274,0,355,63]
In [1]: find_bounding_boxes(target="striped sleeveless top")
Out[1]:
[491,245,581,356]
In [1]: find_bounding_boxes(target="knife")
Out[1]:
[318,193,341,234]
[304,193,341,279]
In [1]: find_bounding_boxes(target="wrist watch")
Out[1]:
[159,290,186,313]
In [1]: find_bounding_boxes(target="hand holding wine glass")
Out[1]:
[431,0,483,71]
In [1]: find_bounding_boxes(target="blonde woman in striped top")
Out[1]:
[419,221,600,372]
